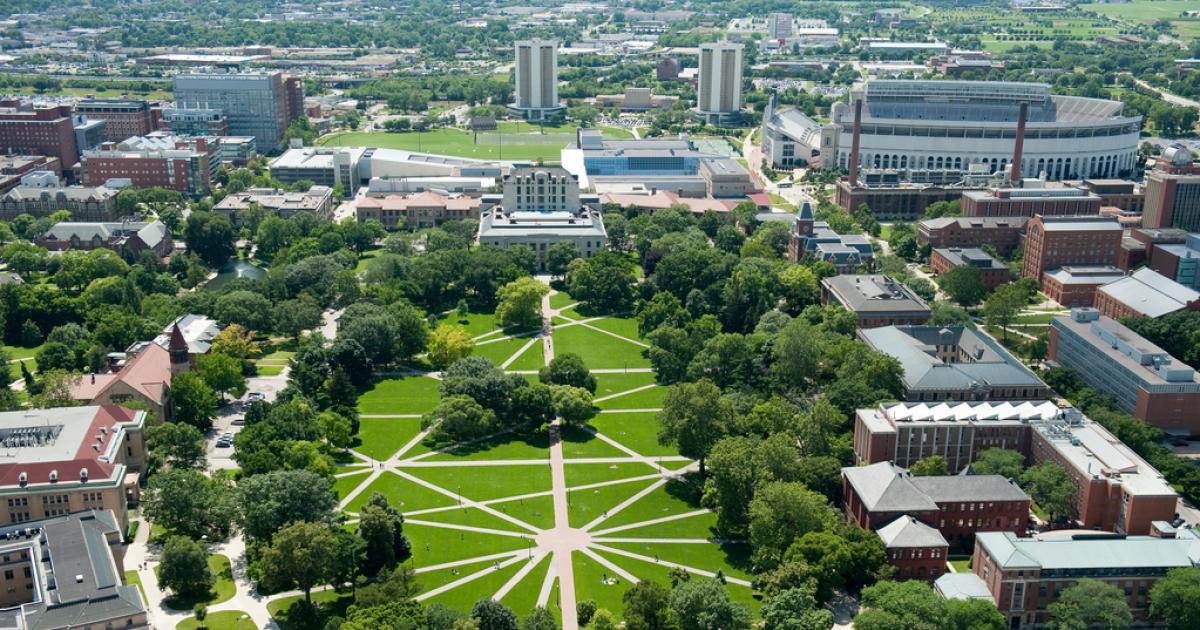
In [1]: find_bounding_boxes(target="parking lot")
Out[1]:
[206,371,287,470]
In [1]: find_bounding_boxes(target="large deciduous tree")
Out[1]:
[656,379,733,478]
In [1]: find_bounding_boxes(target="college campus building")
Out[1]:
[1093,267,1200,319]
[788,202,875,271]
[80,135,218,196]
[1021,215,1123,282]
[843,461,1029,557]
[960,184,1103,218]
[1040,265,1127,307]
[73,99,158,142]
[761,94,836,169]
[35,220,172,258]
[1141,231,1200,290]
[929,248,1011,290]
[477,167,607,270]
[269,146,367,197]
[0,510,148,629]
[161,107,230,137]
[355,190,483,230]
[0,102,79,176]
[853,401,1179,535]
[820,275,931,328]
[214,185,334,226]
[971,528,1200,628]
[172,71,303,149]
[1142,144,1200,232]
[696,42,744,125]
[511,40,563,121]
[918,216,1028,256]
[0,405,145,530]
[858,326,1048,402]
[69,327,191,422]
[0,185,120,221]
[1049,309,1200,435]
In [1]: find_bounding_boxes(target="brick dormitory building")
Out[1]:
[842,462,1030,580]
[853,400,1179,535]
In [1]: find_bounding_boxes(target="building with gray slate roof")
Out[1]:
[0,510,147,629]
[35,220,172,258]
[788,201,875,272]
[0,186,120,221]
[820,274,931,328]
[973,527,1200,628]
[859,325,1048,402]
[876,515,949,582]
[1093,267,1200,319]
[842,461,1030,551]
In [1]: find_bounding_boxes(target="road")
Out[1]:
[1129,76,1200,109]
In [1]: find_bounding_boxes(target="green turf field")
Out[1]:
[317,123,632,162]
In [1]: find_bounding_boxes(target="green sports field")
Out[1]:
[317,123,633,162]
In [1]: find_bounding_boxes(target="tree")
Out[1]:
[522,607,558,630]
[472,599,519,630]
[358,493,412,578]
[1150,567,1200,630]
[761,586,834,630]
[197,352,246,401]
[972,448,1025,480]
[748,482,839,570]
[1020,462,1078,523]
[985,283,1027,343]
[214,291,274,332]
[577,600,597,626]
[428,324,475,370]
[623,580,671,630]
[1047,579,1132,630]
[171,372,219,432]
[567,252,637,313]
[30,370,80,409]
[853,580,946,630]
[772,318,826,391]
[938,265,987,306]
[668,578,752,630]
[423,395,497,444]
[495,277,548,331]
[551,385,596,427]
[657,380,733,478]
[779,265,819,312]
[159,536,215,600]
[184,212,237,267]
[545,242,581,279]
[143,468,236,540]
[259,522,337,606]
[274,299,322,340]
[539,353,596,392]
[146,422,207,470]
[210,324,260,360]
[237,469,337,541]
[944,598,1005,630]
[909,455,949,477]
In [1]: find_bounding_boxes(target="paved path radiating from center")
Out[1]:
[543,291,580,630]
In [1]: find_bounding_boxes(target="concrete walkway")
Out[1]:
[542,291,580,630]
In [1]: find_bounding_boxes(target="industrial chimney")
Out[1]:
[1009,102,1028,185]
[847,98,863,186]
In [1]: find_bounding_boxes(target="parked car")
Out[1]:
[247,392,266,402]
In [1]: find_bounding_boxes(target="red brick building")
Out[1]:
[81,135,216,196]
[962,185,1103,218]
[877,516,949,582]
[929,248,1012,290]
[1142,144,1200,232]
[1093,268,1200,320]
[918,216,1028,256]
[834,179,968,220]
[1021,214,1123,282]
[853,401,1177,535]
[0,101,79,176]
[73,100,158,143]
[1039,265,1125,307]
[842,462,1030,550]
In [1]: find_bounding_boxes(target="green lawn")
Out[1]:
[560,426,628,459]
[565,462,656,488]
[499,553,553,617]
[602,509,719,539]
[332,471,371,501]
[177,611,257,630]
[591,480,703,531]
[416,505,536,534]
[587,548,759,616]
[404,522,529,568]
[571,551,636,617]
[584,316,645,343]
[505,340,545,371]
[408,464,553,502]
[439,310,502,338]
[124,570,146,604]
[318,123,632,162]
[591,412,678,457]
[424,557,527,611]
[593,372,656,398]
[549,290,576,309]
[474,335,537,367]
[355,417,423,460]
[345,472,457,514]
[596,385,667,411]
[161,554,236,610]
[423,431,551,461]
[552,325,649,370]
[491,493,557,530]
[357,376,441,415]
[599,540,752,581]
[1,85,173,100]
[950,558,972,573]
[568,478,659,528]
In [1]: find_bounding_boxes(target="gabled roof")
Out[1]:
[70,343,172,405]
[842,462,939,512]
[877,515,948,548]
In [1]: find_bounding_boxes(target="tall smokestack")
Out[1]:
[1009,102,1028,184]
[847,98,863,186]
